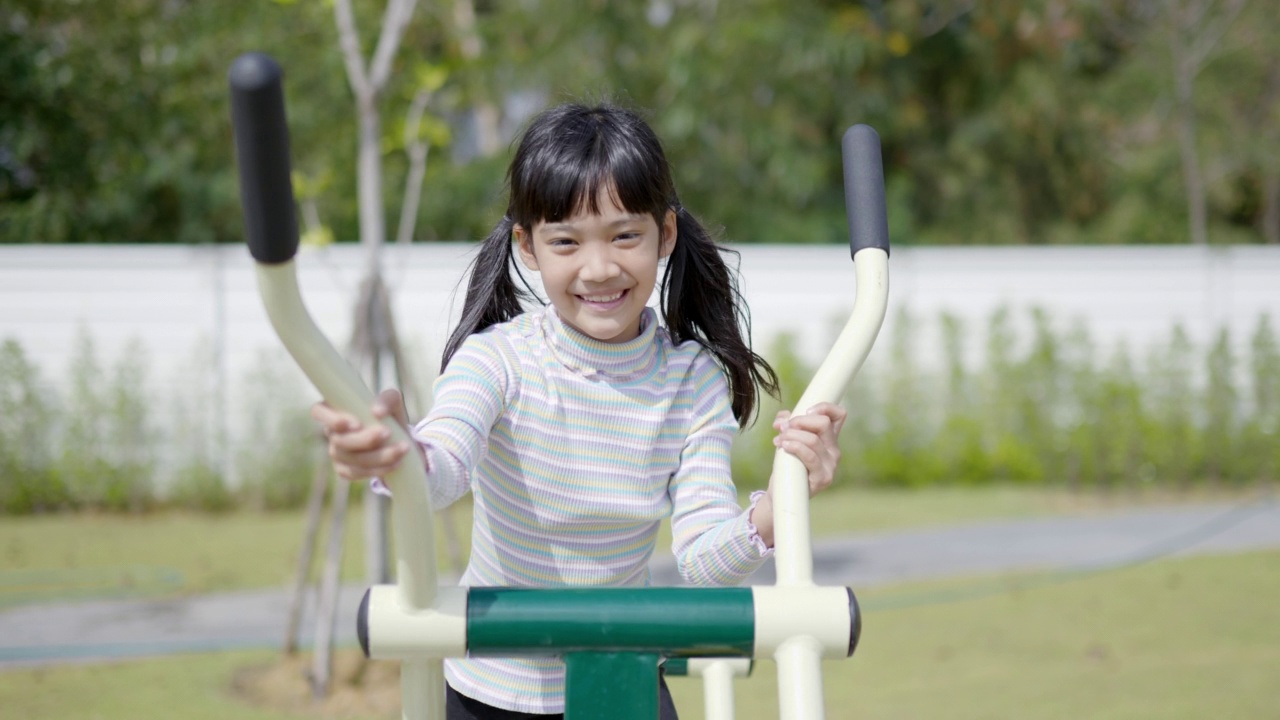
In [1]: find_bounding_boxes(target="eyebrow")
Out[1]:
[541,215,646,232]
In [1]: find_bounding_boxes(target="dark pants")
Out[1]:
[445,677,680,720]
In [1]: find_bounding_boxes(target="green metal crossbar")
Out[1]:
[230,52,889,720]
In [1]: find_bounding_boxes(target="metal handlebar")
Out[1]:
[229,52,446,719]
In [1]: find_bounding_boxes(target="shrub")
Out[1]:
[234,349,321,511]
[55,331,156,512]
[0,339,66,513]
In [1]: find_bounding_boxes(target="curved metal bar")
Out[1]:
[770,124,890,720]
[229,53,444,720]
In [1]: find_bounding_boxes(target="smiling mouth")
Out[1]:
[578,289,629,307]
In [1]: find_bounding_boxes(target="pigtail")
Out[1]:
[661,207,779,427]
[441,215,534,370]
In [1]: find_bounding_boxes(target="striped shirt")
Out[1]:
[411,305,770,713]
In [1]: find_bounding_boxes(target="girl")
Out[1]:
[313,103,847,719]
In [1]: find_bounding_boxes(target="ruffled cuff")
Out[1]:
[369,476,394,497]
[745,490,775,558]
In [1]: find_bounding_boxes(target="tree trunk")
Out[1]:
[396,91,433,246]
[309,473,350,698]
[358,96,387,276]
[1172,45,1208,245]
[453,0,502,155]
[1263,168,1280,244]
[283,441,331,655]
[350,273,394,586]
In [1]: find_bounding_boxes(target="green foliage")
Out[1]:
[0,0,348,243]
[731,332,809,492]
[55,332,156,512]
[747,305,1280,491]
[4,305,1280,515]
[166,460,236,514]
[0,331,327,516]
[233,349,320,512]
[0,339,64,512]
[1202,328,1241,483]
[3,0,1277,246]
[1239,315,1280,481]
[163,340,234,513]
[1144,324,1199,487]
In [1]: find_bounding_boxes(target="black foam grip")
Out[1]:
[841,125,890,259]
[846,586,862,657]
[357,587,372,658]
[229,53,299,264]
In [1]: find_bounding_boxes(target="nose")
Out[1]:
[579,244,622,283]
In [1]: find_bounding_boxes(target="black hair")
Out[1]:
[443,103,778,427]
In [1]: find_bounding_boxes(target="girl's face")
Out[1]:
[515,186,677,344]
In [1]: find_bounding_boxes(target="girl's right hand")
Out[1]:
[311,388,417,482]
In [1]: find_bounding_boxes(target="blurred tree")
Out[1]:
[1,0,1274,245]
[1209,0,1279,243]
[0,0,348,243]
[1092,0,1254,244]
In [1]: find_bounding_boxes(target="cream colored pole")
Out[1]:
[771,124,890,720]
[770,249,889,587]
[693,659,744,720]
[254,264,443,720]
[230,53,443,720]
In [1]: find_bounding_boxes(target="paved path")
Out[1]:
[2,498,1277,669]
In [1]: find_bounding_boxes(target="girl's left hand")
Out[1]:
[772,402,848,496]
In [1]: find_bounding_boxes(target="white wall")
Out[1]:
[2,243,1277,391]
[4,243,1277,486]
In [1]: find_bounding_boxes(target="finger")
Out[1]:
[330,423,394,453]
[775,435,829,487]
[780,412,833,437]
[373,388,415,432]
[808,403,848,436]
[331,442,410,477]
[332,462,362,482]
[773,410,791,430]
[773,427,823,458]
[311,402,360,434]
[372,388,401,416]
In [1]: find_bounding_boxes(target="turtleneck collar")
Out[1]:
[541,306,661,379]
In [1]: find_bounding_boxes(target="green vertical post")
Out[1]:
[564,652,660,720]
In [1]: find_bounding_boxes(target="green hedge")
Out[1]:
[733,306,1279,492]
[2,306,1277,514]
[0,332,321,514]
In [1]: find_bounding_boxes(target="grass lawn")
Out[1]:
[670,549,1280,719]
[1,484,1250,604]
[2,550,1277,719]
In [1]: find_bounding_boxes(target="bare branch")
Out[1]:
[396,89,434,246]
[369,0,419,94]
[453,0,483,59]
[333,0,370,99]
[1185,0,1249,73]
[919,0,974,38]
[1096,0,1160,50]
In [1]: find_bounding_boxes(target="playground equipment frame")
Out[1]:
[230,52,889,720]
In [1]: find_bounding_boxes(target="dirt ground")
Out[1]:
[232,649,402,718]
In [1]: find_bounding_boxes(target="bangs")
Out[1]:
[508,105,673,227]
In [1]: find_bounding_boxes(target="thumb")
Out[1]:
[375,388,410,427]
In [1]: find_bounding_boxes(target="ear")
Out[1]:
[660,209,678,259]
[514,224,539,270]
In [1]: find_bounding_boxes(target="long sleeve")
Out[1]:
[412,332,514,510]
[667,356,771,586]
